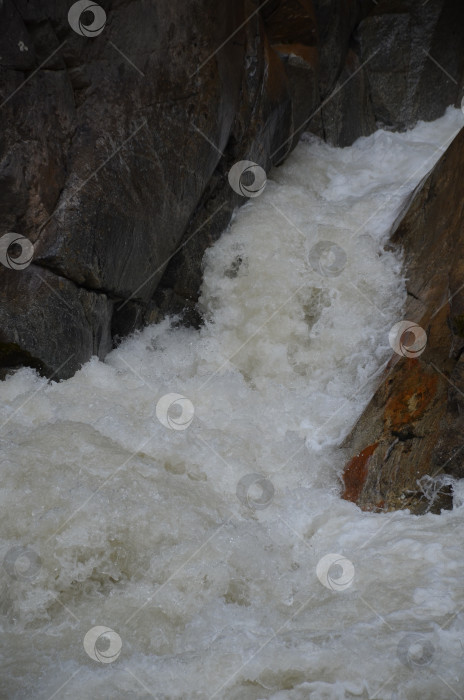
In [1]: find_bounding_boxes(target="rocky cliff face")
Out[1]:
[342,126,464,515]
[1,0,463,380]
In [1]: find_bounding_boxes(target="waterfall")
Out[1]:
[1,108,463,700]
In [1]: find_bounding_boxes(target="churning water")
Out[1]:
[1,108,464,700]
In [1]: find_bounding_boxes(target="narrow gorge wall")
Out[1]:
[342,126,464,515]
[0,0,463,380]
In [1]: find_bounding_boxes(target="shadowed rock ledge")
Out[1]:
[341,126,464,515]
[0,0,463,380]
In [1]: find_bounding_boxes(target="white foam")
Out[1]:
[1,108,463,699]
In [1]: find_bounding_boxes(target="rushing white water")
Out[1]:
[1,108,464,700]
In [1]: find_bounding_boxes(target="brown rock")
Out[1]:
[341,126,464,514]
[261,0,317,47]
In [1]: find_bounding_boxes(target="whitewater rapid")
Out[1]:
[1,108,464,700]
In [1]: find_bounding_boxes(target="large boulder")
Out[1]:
[341,126,464,514]
[357,0,464,131]
[320,0,464,145]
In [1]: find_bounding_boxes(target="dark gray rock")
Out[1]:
[357,0,464,131]
[0,0,249,377]
[275,45,323,148]
[0,266,112,378]
[312,0,366,99]
[321,48,376,146]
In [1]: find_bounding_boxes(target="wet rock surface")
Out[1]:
[357,0,464,131]
[0,0,245,375]
[342,127,464,515]
[0,0,463,381]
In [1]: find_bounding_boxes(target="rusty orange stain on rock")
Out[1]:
[342,442,378,503]
[384,360,438,431]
